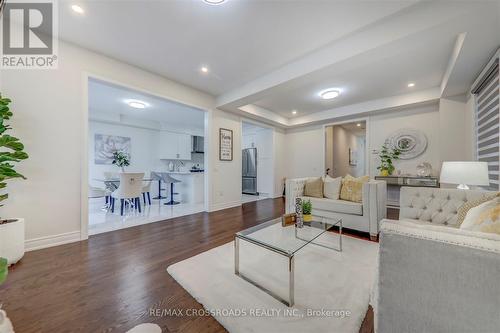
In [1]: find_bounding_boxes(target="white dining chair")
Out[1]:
[111,173,145,216]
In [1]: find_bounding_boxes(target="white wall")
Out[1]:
[0,39,236,249]
[207,109,242,211]
[368,105,441,177]
[88,120,162,187]
[285,125,325,178]
[284,102,471,180]
[273,129,286,197]
[438,97,468,162]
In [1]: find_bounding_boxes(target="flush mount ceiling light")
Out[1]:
[71,4,84,14]
[203,0,226,4]
[126,100,148,109]
[356,123,361,127]
[319,88,341,100]
[200,66,209,74]
[407,82,415,87]
[292,110,297,115]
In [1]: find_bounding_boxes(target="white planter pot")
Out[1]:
[0,310,15,333]
[0,218,25,265]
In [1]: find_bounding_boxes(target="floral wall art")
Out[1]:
[95,134,131,165]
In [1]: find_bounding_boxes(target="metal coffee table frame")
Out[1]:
[234,217,342,307]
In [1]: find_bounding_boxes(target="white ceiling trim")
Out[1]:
[233,87,441,128]
[440,32,467,97]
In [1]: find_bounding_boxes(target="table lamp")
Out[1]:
[439,161,490,190]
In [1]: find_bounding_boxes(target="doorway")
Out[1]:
[241,121,274,203]
[325,121,367,177]
[86,77,207,235]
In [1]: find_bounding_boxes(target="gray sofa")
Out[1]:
[285,177,387,238]
[375,186,499,333]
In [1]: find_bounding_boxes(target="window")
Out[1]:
[472,53,499,190]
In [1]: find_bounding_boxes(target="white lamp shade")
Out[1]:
[440,161,490,186]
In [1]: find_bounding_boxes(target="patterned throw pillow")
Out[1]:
[456,193,499,226]
[339,175,369,203]
[304,177,323,198]
[460,197,500,234]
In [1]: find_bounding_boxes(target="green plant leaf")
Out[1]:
[0,135,24,151]
[0,257,8,285]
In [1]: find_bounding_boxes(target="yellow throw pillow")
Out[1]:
[460,197,500,234]
[456,193,499,226]
[339,175,369,203]
[304,177,323,198]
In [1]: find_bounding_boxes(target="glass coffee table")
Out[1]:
[234,215,342,306]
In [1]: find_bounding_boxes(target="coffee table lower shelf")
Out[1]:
[234,219,342,307]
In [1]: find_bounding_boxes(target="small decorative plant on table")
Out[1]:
[302,199,312,222]
[377,143,401,176]
[112,150,130,172]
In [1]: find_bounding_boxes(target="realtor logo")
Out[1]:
[1,0,58,68]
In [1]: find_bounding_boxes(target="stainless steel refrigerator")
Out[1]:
[242,148,258,195]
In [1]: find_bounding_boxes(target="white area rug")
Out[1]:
[167,224,379,333]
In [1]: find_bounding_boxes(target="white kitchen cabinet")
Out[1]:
[177,134,192,160]
[158,131,192,160]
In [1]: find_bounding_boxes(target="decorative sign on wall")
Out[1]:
[219,128,233,161]
[349,148,357,166]
[386,128,427,160]
[95,134,131,165]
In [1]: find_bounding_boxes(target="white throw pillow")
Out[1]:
[323,176,342,200]
[460,197,500,234]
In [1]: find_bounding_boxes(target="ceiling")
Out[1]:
[339,121,366,137]
[60,0,414,95]
[59,0,500,127]
[88,78,205,130]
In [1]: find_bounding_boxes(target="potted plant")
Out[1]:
[0,257,14,332]
[0,94,29,266]
[302,199,313,222]
[377,143,401,176]
[112,151,130,172]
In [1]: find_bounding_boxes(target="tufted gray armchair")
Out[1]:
[398,186,494,226]
[375,186,499,333]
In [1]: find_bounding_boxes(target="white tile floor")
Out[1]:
[88,198,205,235]
[241,194,267,203]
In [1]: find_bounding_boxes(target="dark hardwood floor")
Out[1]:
[0,198,390,333]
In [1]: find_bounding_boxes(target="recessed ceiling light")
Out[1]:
[356,123,361,127]
[71,5,84,14]
[319,88,341,100]
[126,100,148,109]
[200,66,209,73]
[292,110,297,115]
[407,82,415,87]
[203,0,226,5]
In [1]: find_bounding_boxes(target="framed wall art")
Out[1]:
[95,134,131,165]
[219,128,233,161]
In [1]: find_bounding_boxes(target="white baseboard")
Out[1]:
[209,200,242,212]
[272,192,284,198]
[25,231,81,252]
